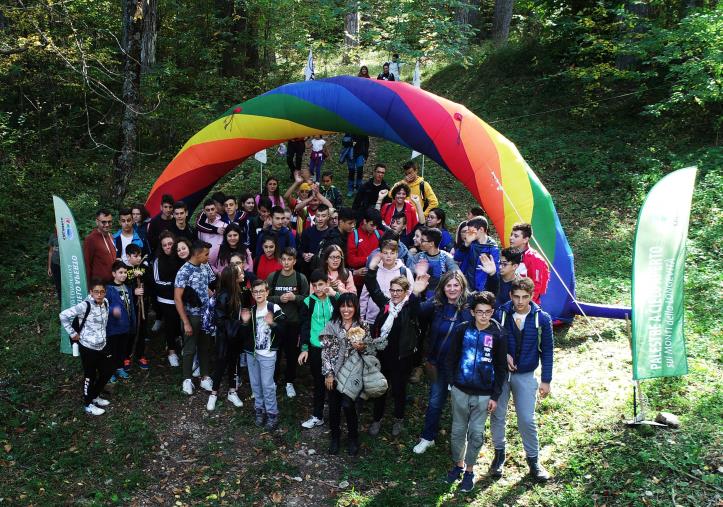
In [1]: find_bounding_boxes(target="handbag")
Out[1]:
[425,309,459,382]
[359,354,388,400]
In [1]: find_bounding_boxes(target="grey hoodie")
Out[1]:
[59,296,109,351]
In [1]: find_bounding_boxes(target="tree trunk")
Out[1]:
[141,0,158,72]
[111,0,144,207]
[615,0,650,70]
[491,0,515,46]
[342,3,359,64]
[262,18,275,69]
[455,0,479,28]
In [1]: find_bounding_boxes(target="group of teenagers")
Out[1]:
[57,157,555,493]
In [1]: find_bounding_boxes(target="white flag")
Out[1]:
[411,150,421,159]
[304,49,315,81]
[254,149,268,164]
[412,60,421,88]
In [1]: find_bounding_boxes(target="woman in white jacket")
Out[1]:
[359,240,414,324]
[59,278,113,416]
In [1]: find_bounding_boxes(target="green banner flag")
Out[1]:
[53,196,88,355]
[631,167,696,380]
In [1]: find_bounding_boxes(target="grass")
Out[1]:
[1,42,722,505]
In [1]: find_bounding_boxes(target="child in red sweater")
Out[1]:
[255,236,283,280]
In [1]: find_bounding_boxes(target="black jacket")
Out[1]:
[365,267,421,360]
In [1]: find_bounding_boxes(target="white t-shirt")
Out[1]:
[255,303,281,357]
[513,311,529,331]
[311,139,326,153]
[120,234,134,264]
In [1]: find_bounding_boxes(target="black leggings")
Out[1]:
[310,346,325,419]
[275,324,300,384]
[159,302,181,351]
[373,354,414,421]
[80,343,114,405]
[211,336,241,392]
[329,389,359,440]
[286,141,305,177]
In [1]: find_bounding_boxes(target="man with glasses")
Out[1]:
[353,163,389,219]
[496,248,522,308]
[84,209,117,284]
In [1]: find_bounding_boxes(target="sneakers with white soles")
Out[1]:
[182,378,194,395]
[285,383,297,398]
[199,377,213,392]
[207,394,217,411]
[301,416,324,429]
[85,404,105,416]
[227,391,243,407]
[413,438,435,454]
[92,397,110,407]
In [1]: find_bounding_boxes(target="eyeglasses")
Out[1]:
[91,289,107,294]
[474,310,494,316]
[327,255,342,260]
[252,290,267,295]
[389,288,405,294]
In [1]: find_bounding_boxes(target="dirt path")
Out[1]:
[128,323,632,506]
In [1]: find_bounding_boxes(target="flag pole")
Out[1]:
[421,155,425,179]
[625,315,662,426]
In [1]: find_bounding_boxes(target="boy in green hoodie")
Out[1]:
[298,269,338,429]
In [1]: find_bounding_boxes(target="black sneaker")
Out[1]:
[458,471,475,492]
[254,409,266,427]
[445,465,464,484]
[265,413,278,431]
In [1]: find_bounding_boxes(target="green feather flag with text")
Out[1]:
[631,167,696,380]
[53,196,88,354]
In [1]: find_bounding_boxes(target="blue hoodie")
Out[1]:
[495,300,554,383]
[105,282,136,336]
[457,236,500,292]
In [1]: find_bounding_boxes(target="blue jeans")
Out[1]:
[246,352,278,415]
[420,367,450,441]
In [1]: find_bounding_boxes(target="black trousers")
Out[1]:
[159,302,181,351]
[107,333,128,370]
[329,389,359,440]
[211,336,241,392]
[286,141,305,177]
[274,324,300,384]
[79,343,114,406]
[309,346,325,419]
[373,354,414,421]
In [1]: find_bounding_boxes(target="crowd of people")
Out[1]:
[56,130,554,492]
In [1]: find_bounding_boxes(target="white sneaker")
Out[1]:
[182,378,194,395]
[84,404,105,416]
[168,353,180,367]
[151,319,162,332]
[192,366,200,377]
[413,438,435,454]
[301,416,324,429]
[227,391,243,407]
[206,394,217,411]
[92,397,110,407]
[285,383,297,398]
[199,377,213,392]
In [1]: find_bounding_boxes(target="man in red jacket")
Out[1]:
[509,222,550,305]
[84,209,117,284]
[347,207,383,288]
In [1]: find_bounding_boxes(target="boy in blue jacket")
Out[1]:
[106,261,136,382]
[444,291,507,493]
[490,277,553,481]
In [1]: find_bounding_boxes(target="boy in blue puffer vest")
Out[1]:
[490,276,553,482]
[444,291,507,493]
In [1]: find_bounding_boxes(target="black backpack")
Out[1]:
[71,301,92,335]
